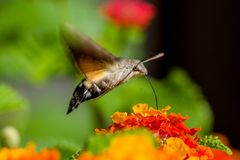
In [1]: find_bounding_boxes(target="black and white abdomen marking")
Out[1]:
[67,79,110,114]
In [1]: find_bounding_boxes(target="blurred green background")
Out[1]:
[0,0,213,158]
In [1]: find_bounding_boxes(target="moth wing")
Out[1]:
[61,25,118,81]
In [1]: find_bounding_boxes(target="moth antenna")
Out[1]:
[132,53,164,70]
[145,75,158,109]
[141,53,164,64]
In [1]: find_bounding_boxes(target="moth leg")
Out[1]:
[101,80,108,88]
[92,83,101,93]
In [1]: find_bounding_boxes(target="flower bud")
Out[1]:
[1,126,20,148]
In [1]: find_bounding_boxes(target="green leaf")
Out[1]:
[54,140,82,160]
[87,134,112,154]
[0,83,28,113]
[199,135,232,155]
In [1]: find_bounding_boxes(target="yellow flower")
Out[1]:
[187,157,201,160]
[107,134,158,160]
[111,112,128,123]
[132,103,170,117]
[77,133,169,160]
[162,137,190,159]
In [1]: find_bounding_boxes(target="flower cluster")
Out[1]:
[77,131,209,160]
[0,142,60,160]
[98,105,199,145]
[101,0,156,28]
[72,103,234,160]
[95,104,214,159]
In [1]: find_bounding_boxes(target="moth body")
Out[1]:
[67,58,147,114]
[61,25,163,114]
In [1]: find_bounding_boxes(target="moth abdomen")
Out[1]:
[67,79,106,114]
[67,80,89,114]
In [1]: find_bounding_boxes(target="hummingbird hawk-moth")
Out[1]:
[61,25,164,114]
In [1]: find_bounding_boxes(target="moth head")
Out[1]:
[132,63,148,75]
[134,52,165,75]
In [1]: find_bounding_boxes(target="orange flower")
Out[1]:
[212,149,240,160]
[0,142,60,160]
[95,104,215,159]
[98,104,200,147]
[161,137,190,159]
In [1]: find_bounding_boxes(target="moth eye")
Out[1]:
[132,66,138,71]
